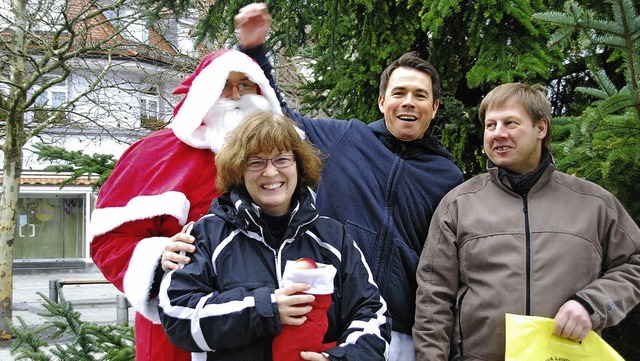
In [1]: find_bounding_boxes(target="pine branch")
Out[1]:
[8,290,134,360]
[31,143,116,190]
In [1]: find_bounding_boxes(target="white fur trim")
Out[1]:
[89,191,190,239]
[123,236,172,323]
[282,260,337,295]
[171,50,283,149]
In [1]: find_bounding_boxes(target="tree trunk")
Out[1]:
[0,0,28,339]
[0,157,21,340]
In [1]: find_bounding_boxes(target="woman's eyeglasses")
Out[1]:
[246,154,296,171]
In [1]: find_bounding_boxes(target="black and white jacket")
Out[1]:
[158,187,391,361]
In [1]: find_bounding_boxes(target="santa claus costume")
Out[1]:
[89,49,282,361]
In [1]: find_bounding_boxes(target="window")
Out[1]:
[103,7,148,43]
[36,90,67,108]
[177,20,196,56]
[140,95,163,130]
[35,76,68,108]
[33,75,68,123]
[14,195,86,259]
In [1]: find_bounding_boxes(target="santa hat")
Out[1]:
[170,49,283,149]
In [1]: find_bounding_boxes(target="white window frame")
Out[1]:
[35,76,68,109]
[140,94,160,129]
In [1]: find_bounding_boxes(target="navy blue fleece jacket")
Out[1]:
[242,45,464,334]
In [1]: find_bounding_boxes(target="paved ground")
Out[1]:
[0,269,135,360]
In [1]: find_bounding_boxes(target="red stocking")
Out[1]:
[272,293,335,361]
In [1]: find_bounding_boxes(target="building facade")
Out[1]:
[0,0,202,272]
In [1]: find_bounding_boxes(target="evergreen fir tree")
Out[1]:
[534,1,640,358]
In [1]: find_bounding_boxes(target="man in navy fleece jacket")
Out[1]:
[235,3,464,360]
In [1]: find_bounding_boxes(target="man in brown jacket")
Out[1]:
[413,82,640,360]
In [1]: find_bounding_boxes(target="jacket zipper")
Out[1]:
[522,195,532,315]
[248,208,283,287]
[275,247,282,287]
[377,156,402,279]
[276,238,296,287]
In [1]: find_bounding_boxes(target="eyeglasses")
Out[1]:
[223,81,257,95]
[246,154,296,171]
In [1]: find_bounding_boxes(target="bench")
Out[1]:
[48,278,131,325]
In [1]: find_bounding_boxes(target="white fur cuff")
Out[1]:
[123,236,172,323]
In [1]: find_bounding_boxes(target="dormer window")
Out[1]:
[103,7,148,43]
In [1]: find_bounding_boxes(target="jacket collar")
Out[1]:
[211,186,319,242]
[368,119,454,160]
[487,154,557,194]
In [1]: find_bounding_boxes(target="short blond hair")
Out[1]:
[215,110,323,193]
[479,83,552,150]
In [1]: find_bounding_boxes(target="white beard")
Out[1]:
[199,94,272,153]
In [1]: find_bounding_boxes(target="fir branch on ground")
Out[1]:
[9,290,134,361]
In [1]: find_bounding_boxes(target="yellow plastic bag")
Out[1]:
[505,313,625,361]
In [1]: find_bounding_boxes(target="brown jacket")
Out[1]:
[413,163,640,361]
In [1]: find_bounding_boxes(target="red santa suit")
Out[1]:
[89,49,282,361]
